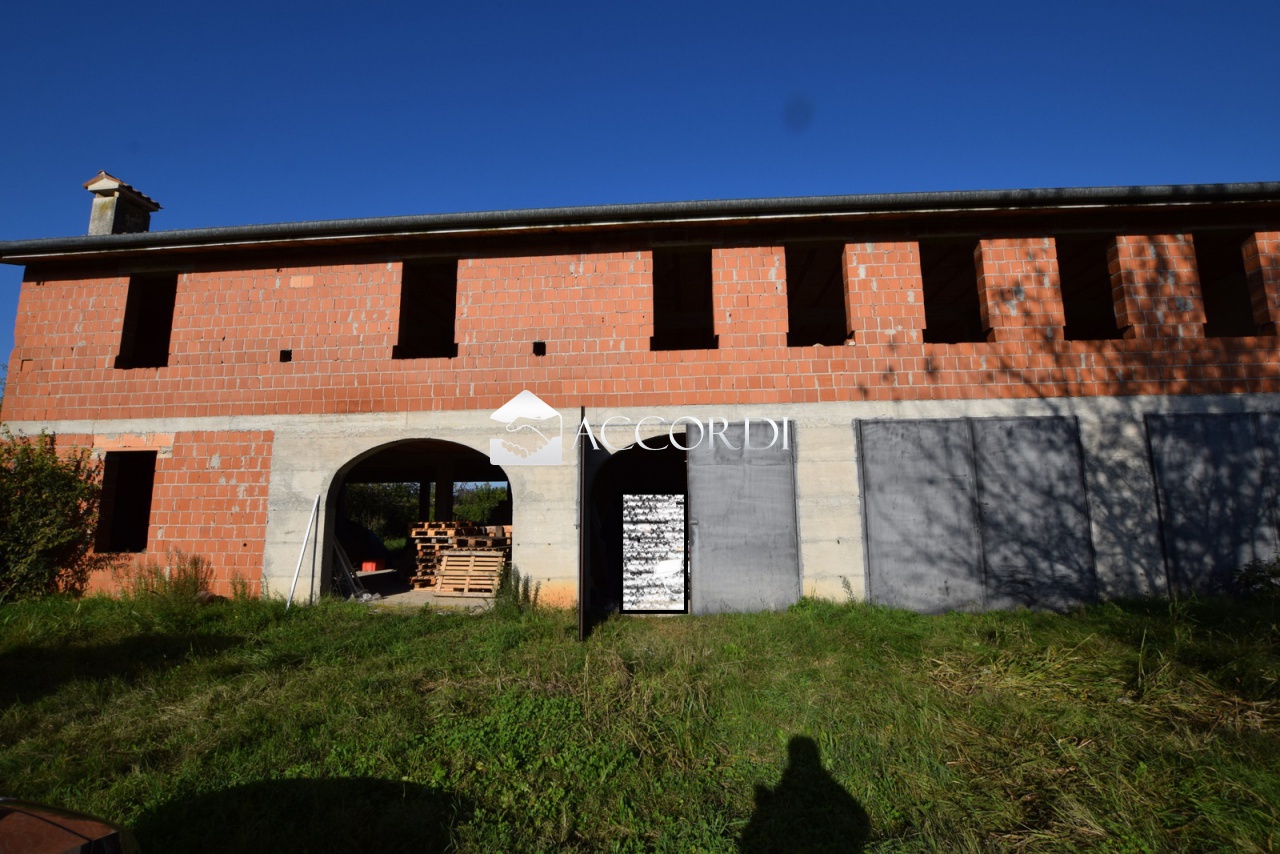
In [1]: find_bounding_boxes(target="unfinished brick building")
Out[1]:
[2,175,1278,619]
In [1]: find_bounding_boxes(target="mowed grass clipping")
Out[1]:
[1,591,1277,852]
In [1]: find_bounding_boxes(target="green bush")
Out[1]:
[120,548,214,600]
[453,482,507,524]
[0,428,107,603]
[341,482,420,543]
[1234,554,1280,597]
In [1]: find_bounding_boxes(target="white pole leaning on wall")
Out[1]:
[286,494,321,611]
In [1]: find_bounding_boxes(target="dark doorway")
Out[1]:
[393,259,459,359]
[582,439,688,630]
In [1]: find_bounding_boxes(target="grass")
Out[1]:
[0,591,1277,852]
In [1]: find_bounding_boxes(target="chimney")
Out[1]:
[83,171,162,235]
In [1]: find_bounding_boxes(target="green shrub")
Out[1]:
[120,548,214,600]
[115,549,221,632]
[341,482,420,544]
[0,428,108,603]
[1234,554,1280,597]
[453,482,507,524]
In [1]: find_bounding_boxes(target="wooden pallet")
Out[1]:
[409,524,512,595]
[453,536,510,549]
[410,522,485,537]
[433,550,505,597]
[412,525,511,557]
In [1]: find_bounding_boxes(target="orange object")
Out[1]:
[360,560,384,573]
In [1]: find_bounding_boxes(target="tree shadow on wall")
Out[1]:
[131,777,471,854]
[739,736,870,853]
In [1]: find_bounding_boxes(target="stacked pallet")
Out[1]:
[409,521,512,591]
[435,550,506,597]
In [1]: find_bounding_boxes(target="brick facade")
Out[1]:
[8,232,1277,426]
[977,237,1065,344]
[845,241,924,347]
[1109,234,1206,340]
[1244,231,1280,334]
[148,430,273,595]
[456,253,653,364]
[712,246,788,350]
[54,430,272,596]
[3,188,1279,600]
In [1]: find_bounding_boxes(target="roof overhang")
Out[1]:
[3,182,1279,265]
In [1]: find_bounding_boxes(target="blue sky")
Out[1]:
[2,0,1277,374]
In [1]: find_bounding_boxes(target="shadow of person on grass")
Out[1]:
[739,736,870,853]
[131,777,470,853]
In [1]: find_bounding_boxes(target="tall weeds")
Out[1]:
[492,562,539,617]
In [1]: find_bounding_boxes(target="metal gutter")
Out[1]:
[3,181,1278,263]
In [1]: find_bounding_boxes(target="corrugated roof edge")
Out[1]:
[3,181,1279,262]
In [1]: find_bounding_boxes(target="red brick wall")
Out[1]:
[150,430,273,596]
[456,252,652,360]
[59,430,273,596]
[844,241,925,348]
[713,246,787,349]
[1244,231,1280,334]
[1109,234,1206,340]
[4,233,1279,423]
[977,237,1065,343]
[5,274,130,412]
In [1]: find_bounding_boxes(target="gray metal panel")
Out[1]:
[1147,414,1280,595]
[858,420,985,614]
[972,418,1098,611]
[688,421,800,614]
[1255,413,1280,545]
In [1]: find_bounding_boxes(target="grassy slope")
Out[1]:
[0,593,1277,852]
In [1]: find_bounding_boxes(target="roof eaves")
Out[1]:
[3,181,1278,264]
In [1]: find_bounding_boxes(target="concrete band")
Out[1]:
[11,390,1278,607]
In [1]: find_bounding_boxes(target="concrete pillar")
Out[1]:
[417,480,432,523]
[793,418,862,600]
[1077,415,1169,598]
[434,472,454,521]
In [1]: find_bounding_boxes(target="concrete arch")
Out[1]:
[320,437,511,596]
[262,424,510,602]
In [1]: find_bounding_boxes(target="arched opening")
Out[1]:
[584,437,688,623]
[324,439,511,600]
